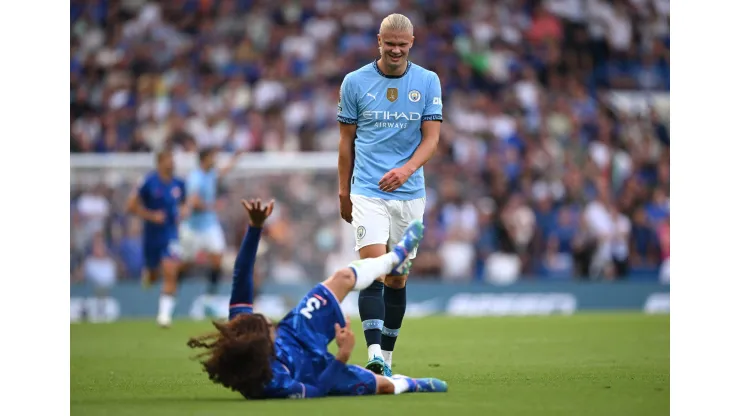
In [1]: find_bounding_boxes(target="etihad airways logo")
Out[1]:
[362,111,421,129]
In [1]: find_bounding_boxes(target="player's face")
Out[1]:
[377,29,414,71]
[262,316,276,342]
[158,152,174,174]
[201,152,215,170]
[269,322,276,342]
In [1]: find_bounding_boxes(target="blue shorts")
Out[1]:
[143,237,180,270]
[277,284,377,396]
[327,364,377,396]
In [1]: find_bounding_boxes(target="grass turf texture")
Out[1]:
[71,313,669,416]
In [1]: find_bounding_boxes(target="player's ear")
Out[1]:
[377,34,381,46]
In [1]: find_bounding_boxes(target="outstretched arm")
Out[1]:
[229,199,275,320]
[218,150,246,178]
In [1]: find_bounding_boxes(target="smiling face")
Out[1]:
[377,28,414,74]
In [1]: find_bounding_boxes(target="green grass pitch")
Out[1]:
[71,313,669,416]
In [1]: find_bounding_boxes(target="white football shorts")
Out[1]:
[179,223,226,261]
[350,194,426,259]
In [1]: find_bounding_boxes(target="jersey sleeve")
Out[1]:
[422,72,443,122]
[337,75,358,125]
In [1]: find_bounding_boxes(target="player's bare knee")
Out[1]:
[328,268,356,289]
[375,375,395,395]
[385,274,407,289]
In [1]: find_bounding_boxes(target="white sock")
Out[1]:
[348,252,400,291]
[158,294,175,319]
[386,376,410,395]
[368,344,382,361]
[382,350,393,368]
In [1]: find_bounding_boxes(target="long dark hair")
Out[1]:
[187,313,275,399]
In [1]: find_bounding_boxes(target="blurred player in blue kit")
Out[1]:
[179,147,244,316]
[126,150,187,327]
[337,13,443,375]
[187,199,448,399]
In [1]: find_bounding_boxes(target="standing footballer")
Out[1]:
[337,13,442,377]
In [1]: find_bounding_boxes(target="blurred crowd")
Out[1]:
[70,0,670,285]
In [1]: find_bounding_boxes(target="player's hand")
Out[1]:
[179,204,191,220]
[334,317,355,363]
[241,198,275,227]
[378,166,414,193]
[150,210,166,224]
[339,194,353,224]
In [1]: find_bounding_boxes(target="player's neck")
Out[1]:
[376,58,408,77]
[157,169,172,182]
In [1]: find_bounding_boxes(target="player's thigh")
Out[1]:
[388,197,426,259]
[350,195,391,252]
[327,364,378,397]
[178,224,199,262]
[160,240,181,278]
[285,284,347,354]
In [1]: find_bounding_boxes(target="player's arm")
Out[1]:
[125,178,164,224]
[178,180,189,220]
[229,199,275,319]
[217,149,245,178]
[338,123,357,198]
[405,119,441,172]
[406,72,443,172]
[337,74,359,223]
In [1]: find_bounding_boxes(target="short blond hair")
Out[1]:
[379,13,413,35]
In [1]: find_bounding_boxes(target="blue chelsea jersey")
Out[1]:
[337,61,443,201]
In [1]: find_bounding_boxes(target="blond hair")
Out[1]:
[379,13,413,35]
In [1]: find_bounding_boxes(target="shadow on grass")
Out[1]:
[72,394,379,405]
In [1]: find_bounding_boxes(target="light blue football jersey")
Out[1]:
[337,60,443,201]
[185,167,220,230]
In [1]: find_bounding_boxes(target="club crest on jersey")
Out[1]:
[386,88,398,102]
[357,226,366,240]
[408,90,421,102]
[171,187,181,199]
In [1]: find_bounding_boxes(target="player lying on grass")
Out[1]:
[187,198,448,399]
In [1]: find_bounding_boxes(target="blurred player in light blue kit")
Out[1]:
[187,198,447,399]
[337,13,443,376]
[179,147,244,316]
[126,150,187,327]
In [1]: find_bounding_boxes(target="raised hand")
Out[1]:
[241,198,275,227]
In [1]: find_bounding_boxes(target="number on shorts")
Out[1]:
[300,297,322,319]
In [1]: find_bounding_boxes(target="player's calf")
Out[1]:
[158,257,180,328]
[357,243,388,374]
[381,273,407,369]
[204,253,223,317]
